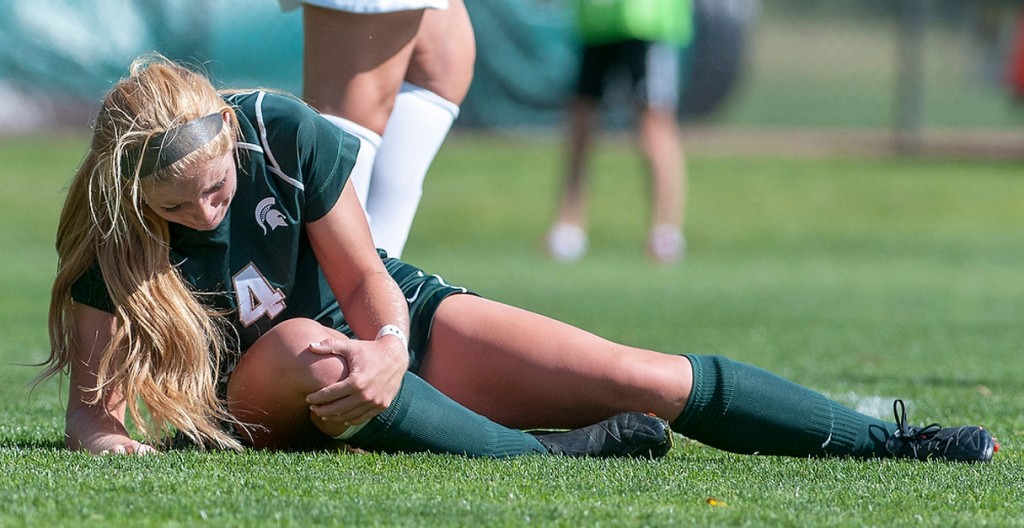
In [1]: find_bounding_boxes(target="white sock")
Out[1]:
[366,82,459,259]
[320,114,381,219]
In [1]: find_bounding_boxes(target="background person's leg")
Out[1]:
[366,0,475,257]
[366,83,459,257]
[303,3,475,257]
[546,98,598,262]
[638,106,686,263]
[636,41,687,263]
[320,114,381,212]
[301,6,420,134]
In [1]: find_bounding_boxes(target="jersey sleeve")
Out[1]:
[69,264,116,314]
[259,93,360,223]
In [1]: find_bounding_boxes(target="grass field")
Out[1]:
[1,132,1022,526]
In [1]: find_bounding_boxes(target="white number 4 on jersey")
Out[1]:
[233,263,286,326]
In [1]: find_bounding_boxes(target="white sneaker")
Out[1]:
[546,223,588,262]
[649,225,685,264]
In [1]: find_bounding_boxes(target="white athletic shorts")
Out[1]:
[278,0,448,13]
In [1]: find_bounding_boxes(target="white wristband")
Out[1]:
[376,324,408,349]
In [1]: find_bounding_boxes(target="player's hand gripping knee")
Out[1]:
[305,336,408,426]
[75,433,156,456]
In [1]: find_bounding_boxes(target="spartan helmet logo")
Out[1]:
[255,197,288,235]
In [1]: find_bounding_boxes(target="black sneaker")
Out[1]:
[532,412,673,459]
[885,399,998,463]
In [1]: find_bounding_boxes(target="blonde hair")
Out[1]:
[42,54,244,450]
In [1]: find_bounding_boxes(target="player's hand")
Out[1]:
[305,335,408,426]
[80,433,157,456]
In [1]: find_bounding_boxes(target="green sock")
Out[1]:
[671,355,897,458]
[345,372,547,458]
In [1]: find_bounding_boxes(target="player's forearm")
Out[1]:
[340,270,410,346]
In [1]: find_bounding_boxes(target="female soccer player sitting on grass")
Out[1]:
[41,55,998,462]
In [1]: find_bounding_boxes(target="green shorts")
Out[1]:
[379,253,476,373]
[305,252,475,373]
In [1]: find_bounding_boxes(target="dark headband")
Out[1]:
[123,113,224,178]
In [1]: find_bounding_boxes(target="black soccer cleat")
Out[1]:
[532,412,673,459]
[884,399,998,463]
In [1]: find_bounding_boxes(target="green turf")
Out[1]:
[2,133,1021,527]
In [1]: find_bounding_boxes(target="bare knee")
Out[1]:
[237,318,349,392]
[226,319,350,448]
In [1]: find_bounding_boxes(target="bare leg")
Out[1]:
[302,1,475,128]
[546,98,598,261]
[302,7,422,134]
[303,3,475,257]
[418,297,996,462]
[555,98,598,229]
[418,295,693,429]
[364,1,475,258]
[226,318,351,449]
[638,106,685,231]
[405,0,476,105]
[638,106,687,263]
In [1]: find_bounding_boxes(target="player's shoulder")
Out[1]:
[227,90,327,152]
[224,89,315,122]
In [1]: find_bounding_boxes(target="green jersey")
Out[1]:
[72,90,359,352]
[575,0,693,46]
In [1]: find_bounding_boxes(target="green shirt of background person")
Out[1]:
[575,0,694,46]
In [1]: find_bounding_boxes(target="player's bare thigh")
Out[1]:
[302,6,423,132]
[418,295,693,429]
[227,318,349,449]
[406,0,476,104]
